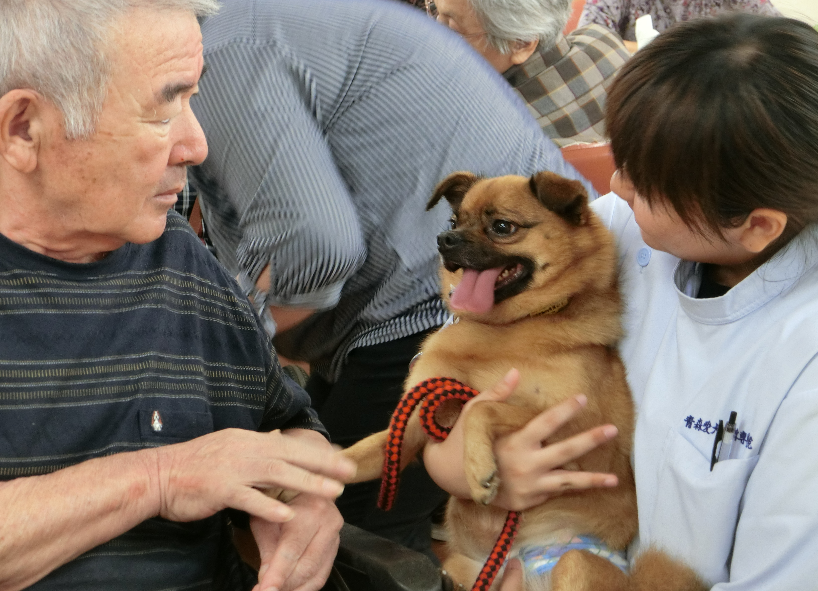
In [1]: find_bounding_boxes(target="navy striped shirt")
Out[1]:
[190,0,594,381]
[0,212,323,589]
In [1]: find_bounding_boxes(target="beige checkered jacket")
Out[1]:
[504,24,630,147]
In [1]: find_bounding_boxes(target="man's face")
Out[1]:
[40,7,208,252]
[432,0,513,72]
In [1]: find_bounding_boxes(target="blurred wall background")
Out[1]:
[773,0,817,25]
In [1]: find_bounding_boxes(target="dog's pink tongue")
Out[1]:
[449,268,504,314]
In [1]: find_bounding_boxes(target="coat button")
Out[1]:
[637,247,651,267]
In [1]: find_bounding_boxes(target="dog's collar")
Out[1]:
[530,297,570,317]
[442,298,570,328]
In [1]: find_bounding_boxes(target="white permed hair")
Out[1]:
[0,0,219,140]
[469,0,572,55]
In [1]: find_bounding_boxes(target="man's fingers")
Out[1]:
[254,495,341,591]
[258,527,337,591]
[263,430,357,481]
[233,488,296,523]
[252,459,347,500]
[257,533,303,591]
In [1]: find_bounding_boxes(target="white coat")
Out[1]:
[592,193,818,590]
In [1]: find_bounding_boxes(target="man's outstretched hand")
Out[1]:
[153,427,355,523]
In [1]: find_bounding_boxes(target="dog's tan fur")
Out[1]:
[343,172,706,591]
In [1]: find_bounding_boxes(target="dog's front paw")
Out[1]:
[467,467,500,505]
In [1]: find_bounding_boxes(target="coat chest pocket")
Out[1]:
[138,408,214,445]
[648,428,759,584]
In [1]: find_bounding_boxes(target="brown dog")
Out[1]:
[344,171,705,591]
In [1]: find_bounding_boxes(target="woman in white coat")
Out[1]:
[426,13,818,590]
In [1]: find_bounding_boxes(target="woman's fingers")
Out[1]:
[537,469,619,492]
[536,423,619,470]
[499,469,619,511]
[493,400,620,511]
[509,394,590,448]
[463,368,520,410]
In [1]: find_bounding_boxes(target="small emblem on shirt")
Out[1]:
[683,415,753,450]
[151,411,163,432]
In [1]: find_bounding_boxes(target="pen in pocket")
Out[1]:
[710,420,723,471]
[710,411,738,471]
[719,411,737,462]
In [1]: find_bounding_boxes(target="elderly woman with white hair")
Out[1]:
[427,0,631,145]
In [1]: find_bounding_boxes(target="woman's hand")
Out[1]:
[423,369,619,512]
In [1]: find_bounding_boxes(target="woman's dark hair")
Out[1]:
[605,13,818,242]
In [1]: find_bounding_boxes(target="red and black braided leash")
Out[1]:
[379,377,520,591]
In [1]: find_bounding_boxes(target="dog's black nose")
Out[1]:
[437,231,463,252]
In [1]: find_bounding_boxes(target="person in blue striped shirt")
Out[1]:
[189,0,593,558]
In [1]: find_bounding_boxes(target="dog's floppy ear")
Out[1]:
[528,171,589,226]
[427,172,480,212]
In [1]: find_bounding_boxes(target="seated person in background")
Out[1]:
[428,13,818,591]
[428,0,630,145]
[188,0,593,560]
[579,0,780,52]
[0,1,355,590]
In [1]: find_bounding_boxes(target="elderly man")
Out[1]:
[188,0,594,559]
[428,0,630,145]
[0,1,355,590]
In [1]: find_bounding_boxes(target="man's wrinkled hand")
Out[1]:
[152,428,355,523]
[251,492,343,591]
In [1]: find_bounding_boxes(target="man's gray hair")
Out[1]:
[0,0,219,140]
[470,0,572,55]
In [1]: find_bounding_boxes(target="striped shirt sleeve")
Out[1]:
[192,43,366,311]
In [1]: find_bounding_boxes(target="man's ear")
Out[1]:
[736,208,788,254]
[508,39,538,66]
[0,89,46,174]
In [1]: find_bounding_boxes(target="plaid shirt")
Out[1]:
[504,24,630,147]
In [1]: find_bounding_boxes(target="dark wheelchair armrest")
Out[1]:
[331,523,448,591]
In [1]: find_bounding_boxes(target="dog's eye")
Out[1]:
[449,216,457,230]
[491,220,517,236]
